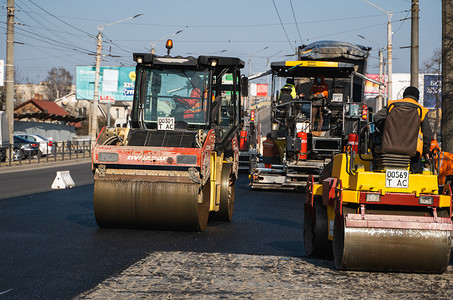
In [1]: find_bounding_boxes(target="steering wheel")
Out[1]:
[171,97,187,117]
[172,96,190,109]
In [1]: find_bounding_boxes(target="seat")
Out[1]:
[381,102,422,157]
[374,102,422,170]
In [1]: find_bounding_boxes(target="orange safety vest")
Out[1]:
[388,97,429,157]
[430,138,453,185]
[183,89,214,119]
[309,76,329,99]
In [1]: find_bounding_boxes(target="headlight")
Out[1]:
[419,195,434,205]
[365,193,381,202]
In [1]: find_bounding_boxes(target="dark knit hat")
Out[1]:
[403,86,420,100]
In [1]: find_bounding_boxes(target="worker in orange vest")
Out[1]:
[374,86,433,173]
[173,75,206,119]
[262,133,280,168]
[430,138,453,185]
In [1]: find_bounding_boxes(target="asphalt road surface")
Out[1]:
[0,167,304,299]
[0,159,93,199]
[1,162,453,299]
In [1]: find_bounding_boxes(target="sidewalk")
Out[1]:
[0,157,92,174]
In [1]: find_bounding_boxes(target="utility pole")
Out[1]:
[442,0,453,152]
[363,1,393,100]
[90,30,103,141]
[378,50,384,110]
[411,0,420,88]
[5,0,15,151]
[387,17,393,100]
[90,14,142,142]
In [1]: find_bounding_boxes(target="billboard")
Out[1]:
[250,83,268,97]
[76,66,136,101]
[424,74,441,109]
[364,74,387,95]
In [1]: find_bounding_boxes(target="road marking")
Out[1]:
[0,289,12,295]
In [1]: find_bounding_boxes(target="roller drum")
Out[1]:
[94,178,210,231]
[334,223,452,273]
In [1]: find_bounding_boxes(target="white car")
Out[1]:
[16,134,54,156]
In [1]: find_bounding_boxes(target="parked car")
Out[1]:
[13,135,39,160]
[16,134,54,156]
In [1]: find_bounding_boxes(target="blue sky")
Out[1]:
[0,0,443,83]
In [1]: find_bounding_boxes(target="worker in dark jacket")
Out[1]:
[374,86,433,172]
[262,133,280,168]
[308,75,329,131]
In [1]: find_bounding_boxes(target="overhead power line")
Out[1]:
[289,0,303,44]
[272,0,294,51]
[27,0,95,38]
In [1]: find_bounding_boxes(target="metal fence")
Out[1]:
[0,140,92,167]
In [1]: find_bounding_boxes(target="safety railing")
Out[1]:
[0,140,92,167]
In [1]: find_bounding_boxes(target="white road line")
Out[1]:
[0,289,12,295]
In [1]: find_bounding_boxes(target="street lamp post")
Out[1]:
[358,34,385,110]
[362,0,393,100]
[265,50,283,101]
[246,46,269,111]
[150,30,183,54]
[248,46,269,77]
[90,14,143,142]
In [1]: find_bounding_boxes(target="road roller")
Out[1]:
[92,43,246,231]
[304,110,453,272]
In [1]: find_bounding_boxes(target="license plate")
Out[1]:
[385,169,409,188]
[332,93,343,102]
[157,117,175,130]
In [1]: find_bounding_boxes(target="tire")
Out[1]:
[304,197,331,257]
[0,149,6,162]
[214,163,235,221]
[14,149,24,161]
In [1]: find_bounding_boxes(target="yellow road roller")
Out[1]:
[92,44,246,231]
[304,112,453,273]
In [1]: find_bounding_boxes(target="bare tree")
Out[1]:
[45,67,73,101]
[0,66,22,109]
[422,48,442,139]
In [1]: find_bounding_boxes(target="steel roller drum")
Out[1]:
[333,225,452,273]
[94,178,210,231]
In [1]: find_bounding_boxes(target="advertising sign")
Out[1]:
[424,74,441,109]
[364,74,387,95]
[76,66,135,101]
[250,83,268,97]
[100,95,115,104]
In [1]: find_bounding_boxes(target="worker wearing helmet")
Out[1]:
[308,75,329,131]
[279,78,297,101]
[374,86,433,172]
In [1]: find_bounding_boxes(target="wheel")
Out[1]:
[303,197,331,257]
[94,178,211,232]
[197,179,211,231]
[333,206,355,269]
[214,164,235,221]
[14,149,24,161]
[0,149,6,162]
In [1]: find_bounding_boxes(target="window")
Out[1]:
[140,69,209,125]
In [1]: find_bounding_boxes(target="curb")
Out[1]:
[0,157,92,174]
